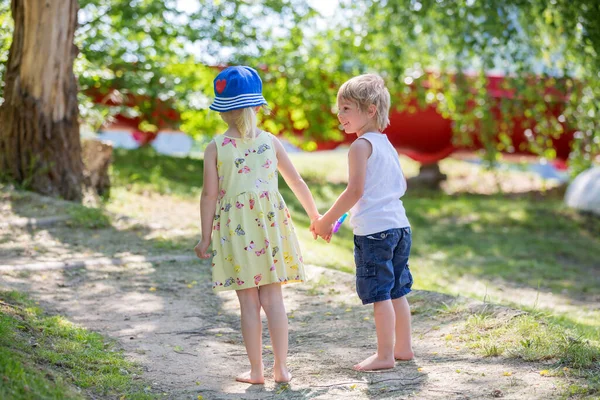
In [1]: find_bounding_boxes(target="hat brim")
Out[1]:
[209,94,268,112]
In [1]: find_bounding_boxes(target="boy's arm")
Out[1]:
[315,139,371,232]
[196,141,219,258]
[273,136,320,223]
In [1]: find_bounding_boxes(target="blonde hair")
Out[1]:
[337,74,391,131]
[220,107,265,141]
[236,107,258,140]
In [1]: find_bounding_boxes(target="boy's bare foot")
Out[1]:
[273,366,292,383]
[235,370,265,384]
[394,350,414,361]
[353,354,395,371]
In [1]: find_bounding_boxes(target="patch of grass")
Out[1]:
[0,291,158,400]
[305,275,335,296]
[149,235,193,251]
[66,206,111,229]
[111,147,203,197]
[464,312,600,369]
[562,374,600,399]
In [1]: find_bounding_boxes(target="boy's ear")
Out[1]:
[368,104,377,119]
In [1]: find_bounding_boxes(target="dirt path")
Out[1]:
[2,258,570,400]
[0,190,575,399]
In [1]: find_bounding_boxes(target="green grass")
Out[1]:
[464,311,600,398]
[66,205,111,229]
[0,291,158,400]
[110,147,203,198]
[464,311,599,368]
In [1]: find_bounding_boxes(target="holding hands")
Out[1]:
[310,215,334,243]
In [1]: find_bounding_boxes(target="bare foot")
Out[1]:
[274,365,292,383]
[394,350,414,361]
[235,370,265,384]
[353,353,395,371]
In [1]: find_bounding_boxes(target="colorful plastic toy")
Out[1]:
[333,212,349,234]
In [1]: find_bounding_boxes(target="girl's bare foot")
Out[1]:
[273,365,292,383]
[394,350,414,361]
[353,353,395,371]
[235,370,265,384]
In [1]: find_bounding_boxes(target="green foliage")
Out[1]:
[75,0,315,136]
[1,1,598,171]
[327,0,600,174]
[0,0,11,102]
[0,291,157,399]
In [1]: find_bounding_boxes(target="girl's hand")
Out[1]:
[194,239,212,259]
[309,214,320,240]
[313,217,333,243]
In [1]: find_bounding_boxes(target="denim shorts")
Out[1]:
[353,227,413,305]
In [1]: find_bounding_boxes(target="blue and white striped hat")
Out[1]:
[209,66,268,112]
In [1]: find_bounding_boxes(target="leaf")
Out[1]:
[149,287,157,292]
[539,370,550,376]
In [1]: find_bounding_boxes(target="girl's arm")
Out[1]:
[195,141,219,259]
[312,138,371,237]
[272,136,320,223]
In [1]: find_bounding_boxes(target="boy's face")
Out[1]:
[337,98,372,135]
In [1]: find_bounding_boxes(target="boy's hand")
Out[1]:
[194,238,212,259]
[312,217,333,243]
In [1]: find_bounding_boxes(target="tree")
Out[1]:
[0,0,83,200]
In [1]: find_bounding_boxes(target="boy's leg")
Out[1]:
[392,295,414,360]
[235,287,265,384]
[354,299,396,371]
[258,283,291,383]
[390,227,414,360]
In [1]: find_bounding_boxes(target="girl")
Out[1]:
[194,66,320,384]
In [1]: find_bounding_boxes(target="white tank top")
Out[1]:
[349,132,410,236]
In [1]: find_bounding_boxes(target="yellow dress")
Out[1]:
[211,132,305,291]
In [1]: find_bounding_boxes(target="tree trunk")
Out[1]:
[0,0,82,201]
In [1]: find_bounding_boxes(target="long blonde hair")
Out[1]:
[236,107,258,141]
[221,106,270,141]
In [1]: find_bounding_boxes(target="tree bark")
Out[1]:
[0,0,83,201]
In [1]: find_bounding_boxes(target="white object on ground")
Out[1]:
[151,131,193,156]
[96,130,140,149]
[565,166,600,215]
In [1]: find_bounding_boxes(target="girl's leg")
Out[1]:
[258,283,291,383]
[392,296,414,360]
[235,287,265,384]
[353,299,396,371]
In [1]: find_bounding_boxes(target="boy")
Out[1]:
[311,74,413,371]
